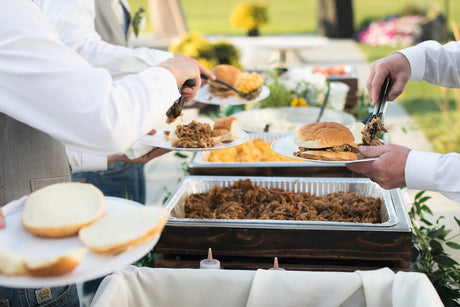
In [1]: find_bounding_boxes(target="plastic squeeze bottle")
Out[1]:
[200,248,221,269]
[268,257,285,271]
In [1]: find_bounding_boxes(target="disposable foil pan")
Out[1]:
[190,132,346,169]
[164,176,399,230]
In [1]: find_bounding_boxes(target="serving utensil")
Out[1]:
[316,82,331,122]
[201,74,261,101]
[165,79,196,124]
[363,77,393,139]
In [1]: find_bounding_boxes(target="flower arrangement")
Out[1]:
[168,33,241,69]
[357,15,426,47]
[230,2,269,36]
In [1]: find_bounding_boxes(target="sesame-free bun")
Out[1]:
[79,206,168,255]
[209,64,241,97]
[0,248,87,277]
[294,122,355,149]
[213,117,241,142]
[22,183,105,238]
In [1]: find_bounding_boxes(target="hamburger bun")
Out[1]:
[208,65,241,97]
[213,117,241,142]
[22,183,105,238]
[294,122,355,148]
[79,206,168,255]
[293,122,357,161]
[0,248,87,276]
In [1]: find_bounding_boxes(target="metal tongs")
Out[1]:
[367,76,393,123]
[165,79,196,124]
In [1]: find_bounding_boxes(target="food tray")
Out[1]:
[189,132,357,177]
[164,176,398,229]
[155,176,411,270]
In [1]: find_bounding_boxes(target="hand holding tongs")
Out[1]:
[364,76,393,124]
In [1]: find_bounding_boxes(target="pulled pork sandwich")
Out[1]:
[293,122,358,161]
[168,119,220,148]
[208,64,242,98]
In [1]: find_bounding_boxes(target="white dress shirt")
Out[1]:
[399,40,460,202]
[0,1,179,167]
[33,0,176,171]
[35,0,173,78]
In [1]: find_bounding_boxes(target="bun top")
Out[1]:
[209,65,241,89]
[294,122,354,148]
[22,182,105,238]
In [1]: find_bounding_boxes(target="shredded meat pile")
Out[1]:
[362,117,387,146]
[172,120,219,148]
[184,179,382,223]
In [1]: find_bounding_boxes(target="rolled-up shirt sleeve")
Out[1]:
[0,1,180,156]
[405,150,460,203]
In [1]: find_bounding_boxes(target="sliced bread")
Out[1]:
[0,248,87,276]
[79,206,168,255]
[22,182,105,238]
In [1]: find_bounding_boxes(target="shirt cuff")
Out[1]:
[397,46,426,82]
[405,150,441,191]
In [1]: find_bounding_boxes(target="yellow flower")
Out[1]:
[290,97,308,107]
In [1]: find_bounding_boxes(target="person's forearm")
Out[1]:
[0,1,180,156]
[37,0,174,78]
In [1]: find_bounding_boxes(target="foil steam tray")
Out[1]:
[190,132,346,169]
[163,176,400,230]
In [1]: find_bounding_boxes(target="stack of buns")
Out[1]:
[293,122,358,161]
[0,182,168,277]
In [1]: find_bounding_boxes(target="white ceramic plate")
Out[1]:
[139,129,249,152]
[194,84,270,105]
[0,196,160,288]
[231,107,356,133]
[271,136,377,164]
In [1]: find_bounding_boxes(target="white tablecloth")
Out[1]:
[90,265,443,307]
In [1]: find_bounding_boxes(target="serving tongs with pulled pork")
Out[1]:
[362,77,393,145]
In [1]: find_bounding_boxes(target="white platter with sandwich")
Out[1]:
[272,122,377,164]
[0,183,167,288]
[194,64,269,105]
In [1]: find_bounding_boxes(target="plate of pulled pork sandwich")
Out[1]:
[271,122,380,164]
[195,64,269,105]
[139,116,249,151]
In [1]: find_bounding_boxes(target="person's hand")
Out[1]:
[367,52,411,104]
[158,57,201,102]
[108,146,170,164]
[0,207,5,229]
[173,54,216,82]
[346,144,411,190]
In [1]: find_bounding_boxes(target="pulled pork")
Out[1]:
[362,117,387,146]
[172,120,219,148]
[184,179,382,223]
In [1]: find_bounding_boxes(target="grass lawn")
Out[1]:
[128,0,460,153]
